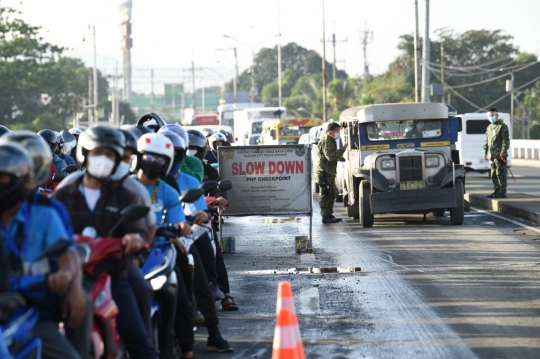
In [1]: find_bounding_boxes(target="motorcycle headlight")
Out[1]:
[381,159,395,170]
[150,275,167,291]
[425,156,440,168]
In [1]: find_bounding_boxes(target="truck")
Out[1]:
[456,112,512,173]
[217,103,264,129]
[189,113,219,126]
[339,103,467,227]
[261,118,323,145]
[232,107,287,145]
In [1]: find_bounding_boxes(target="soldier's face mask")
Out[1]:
[489,116,497,124]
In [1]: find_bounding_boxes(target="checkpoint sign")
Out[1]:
[218,145,312,216]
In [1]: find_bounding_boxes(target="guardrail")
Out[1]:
[512,140,540,160]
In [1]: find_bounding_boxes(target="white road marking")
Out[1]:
[379,253,425,273]
[471,206,540,234]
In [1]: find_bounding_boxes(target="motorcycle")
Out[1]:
[1,239,73,359]
[74,204,149,359]
[140,188,207,358]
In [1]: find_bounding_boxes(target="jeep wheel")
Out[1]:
[450,178,465,225]
[359,180,374,227]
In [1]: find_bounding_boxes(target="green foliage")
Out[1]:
[0,7,110,131]
[360,73,414,105]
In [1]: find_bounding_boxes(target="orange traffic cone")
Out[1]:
[274,281,305,359]
[272,308,300,359]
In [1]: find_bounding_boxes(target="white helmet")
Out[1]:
[131,133,174,177]
[69,128,82,136]
[208,132,227,151]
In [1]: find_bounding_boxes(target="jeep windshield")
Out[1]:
[364,119,443,141]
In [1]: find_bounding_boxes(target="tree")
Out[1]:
[0,7,110,130]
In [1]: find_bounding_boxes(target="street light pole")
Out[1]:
[414,0,421,102]
[233,47,238,103]
[278,0,282,106]
[321,0,327,121]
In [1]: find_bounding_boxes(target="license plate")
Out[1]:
[399,180,425,191]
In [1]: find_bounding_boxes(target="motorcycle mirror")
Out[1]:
[218,179,232,191]
[120,204,150,221]
[64,164,78,174]
[200,180,218,193]
[38,239,72,259]
[52,173,67,182]
[180,188,204,203]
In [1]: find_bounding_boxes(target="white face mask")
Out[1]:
[187,149,198,157]
[110,161,130,181]
[86,155,115,179]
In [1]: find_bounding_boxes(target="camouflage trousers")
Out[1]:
[317,172,336,217]
[490,159,508,194]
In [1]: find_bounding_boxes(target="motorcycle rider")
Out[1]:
[55,132,77,166]
[205,132,226,166]
[53,126,156,359]
[186,129,238,311]
[0,142,87,359]
[158,124,204,182]
[68,128,82,158]
[56,127,156,342]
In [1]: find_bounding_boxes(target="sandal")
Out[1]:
[221,296,239,311]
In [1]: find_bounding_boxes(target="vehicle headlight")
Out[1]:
[150,275,168,291]
[425,156,440,168]
[380,159,395,170]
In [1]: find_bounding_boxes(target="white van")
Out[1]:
[456,112,512,173]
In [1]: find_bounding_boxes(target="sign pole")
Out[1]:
[308,146,313,252]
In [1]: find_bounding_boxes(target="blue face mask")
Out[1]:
[333,132,340,140]
[489,116,497,124]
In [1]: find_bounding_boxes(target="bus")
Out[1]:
[216,103,264,129]
[340,103,467,227]
[456,112,512,173]
[261,118,323,145]
[232,107,287,145]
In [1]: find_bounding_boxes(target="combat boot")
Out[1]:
[322,216,340,223]
[486,192,498,198]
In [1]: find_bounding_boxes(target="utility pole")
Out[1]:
[201,68,205,112]
[325,34,347,80]
[440,42,445,103]
[150,68,154,111]
[421,0,431,102]
[278,0,282,106]
[233,47,238,103]
[172,84,176,120]
[361,29,373,78]
[414,0,421,102]
[88,75,93,125]
[191,60,196,112]
[321,0,327,121]
[92,25,99,123]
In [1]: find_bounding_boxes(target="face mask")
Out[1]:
[110,161,130,181]
[86,155,115,179]
[489,116,497,124]
[0,185,27,213]
[333,132,340,140]
[140,161,167,180]
[187,149,198,157]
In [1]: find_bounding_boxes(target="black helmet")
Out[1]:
[38,129,58,145]
[136,112,168,131]
[0,131,52,187]
[119,128,138,152]
[76,126,125,167]
[0,142,35,206]
[120,124,153,141]
[0,125,10,137]
[187,129,207,148]
[202,128,214,138]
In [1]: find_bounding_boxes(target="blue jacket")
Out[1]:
[52,154,67,174]
[60,153,76,166]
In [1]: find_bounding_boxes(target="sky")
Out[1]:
[4,0,540,95]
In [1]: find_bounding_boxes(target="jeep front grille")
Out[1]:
[399,156,423,181]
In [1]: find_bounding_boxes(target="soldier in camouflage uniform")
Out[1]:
[316,122,348,223]
[483,108,510,198]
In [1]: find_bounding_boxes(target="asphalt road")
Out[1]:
[466,165,540,196]
[192,200,540,359]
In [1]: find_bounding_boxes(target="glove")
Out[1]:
[499,152,508,160]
